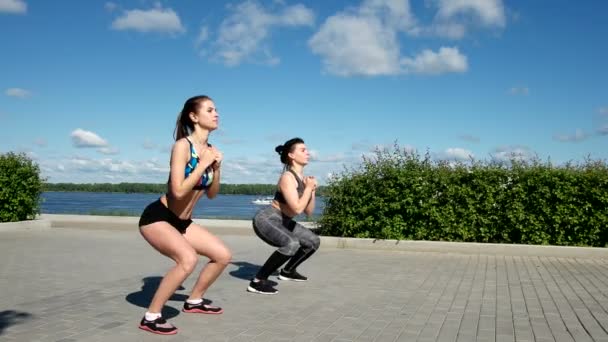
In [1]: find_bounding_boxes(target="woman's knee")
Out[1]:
[311,234,321,250]
[177,251,199,274]
[280,239,301,256]
[214,246,232,265]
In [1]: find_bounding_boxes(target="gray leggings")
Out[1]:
[252,206,320,256]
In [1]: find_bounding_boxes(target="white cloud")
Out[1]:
[308,149,319,161]
[100,159,136,173]
[24,151,37,159]
[430,0,506,39]
[315,152,348,163]
[430,22,466,39]
[436,0,505,27]
[594,107,608,135]
[111,6,185,34]
[104,2,117,12]
[401,47,467,74]
[310,14,401,76]
[40,155,171,183]
[70,129,109,148]
[220,156,280,183]
[5,87,31,98]
[553,128,590,142]
[278,3,315,26]
[0,0,26,14]
[491,145,535,162]
[142,159,170,174]
[97,147,120,155]
[509,86,529,96]
[206,1,314,66]
[309,0,467,76]
[323,154,348,163]
[195,26,209,49]
[443,147,474,161]
[39,145,378,184]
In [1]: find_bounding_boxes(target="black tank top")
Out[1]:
[273,169,304,204]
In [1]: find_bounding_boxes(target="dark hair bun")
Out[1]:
[275,145,284,155]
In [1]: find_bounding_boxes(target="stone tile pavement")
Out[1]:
[2,227,608,341]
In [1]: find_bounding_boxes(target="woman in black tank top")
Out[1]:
[247,137,321,295]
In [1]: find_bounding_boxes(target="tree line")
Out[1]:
[44,182,326,196]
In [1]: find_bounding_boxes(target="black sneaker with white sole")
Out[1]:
[247,279,278,294]
[278,269,308,282]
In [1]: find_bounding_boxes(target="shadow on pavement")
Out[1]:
[229,261,278,286]
[125,276,212,319]
[0,310,32,335]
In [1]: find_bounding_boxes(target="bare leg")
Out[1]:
[183,223,232,300]
[139,223,199,313]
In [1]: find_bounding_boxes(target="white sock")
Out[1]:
[186,298,203,305]
[145,312,161,321]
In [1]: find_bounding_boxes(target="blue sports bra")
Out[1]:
[184,137,214,190]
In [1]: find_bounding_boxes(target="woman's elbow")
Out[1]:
[292,207,306,216]
[170,188,187,200]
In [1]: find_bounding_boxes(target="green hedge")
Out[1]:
[0,152,44,222]
[318,145,608,247]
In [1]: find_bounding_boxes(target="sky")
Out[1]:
[1,0,607,185]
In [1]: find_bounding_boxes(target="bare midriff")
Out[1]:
[161,190,205,220]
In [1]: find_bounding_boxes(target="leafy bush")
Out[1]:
[0,152,45,222]
[319,144,608,247]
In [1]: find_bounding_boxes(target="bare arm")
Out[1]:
[206,168,220,198]
[205,146,223,199]
[304,188,316,217]
[279,173,315,215]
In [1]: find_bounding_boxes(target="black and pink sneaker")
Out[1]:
[138,316,177,335]
[182,301,223,314]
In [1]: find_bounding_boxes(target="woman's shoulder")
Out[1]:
[170,138,192,158]
[279,170,300,183]
[172,138,191,148]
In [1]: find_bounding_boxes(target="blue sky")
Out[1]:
[1,0,607,185]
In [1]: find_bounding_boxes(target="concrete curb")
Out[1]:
[0,218,51,231]
[318,236,608,258]
[20,214,608,258]
[39,214,316,236]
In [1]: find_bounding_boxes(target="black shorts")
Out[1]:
[139,199,192,234]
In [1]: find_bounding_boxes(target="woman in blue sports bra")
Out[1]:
[136,95,231,335]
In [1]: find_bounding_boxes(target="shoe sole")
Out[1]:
[246,286,278,295]
[138,325,178,335]
[278,275,308,282]
[182,308,224,314]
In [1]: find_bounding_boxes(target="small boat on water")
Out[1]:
[251,196,273,205]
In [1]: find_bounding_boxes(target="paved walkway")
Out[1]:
[2,226,608,341]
